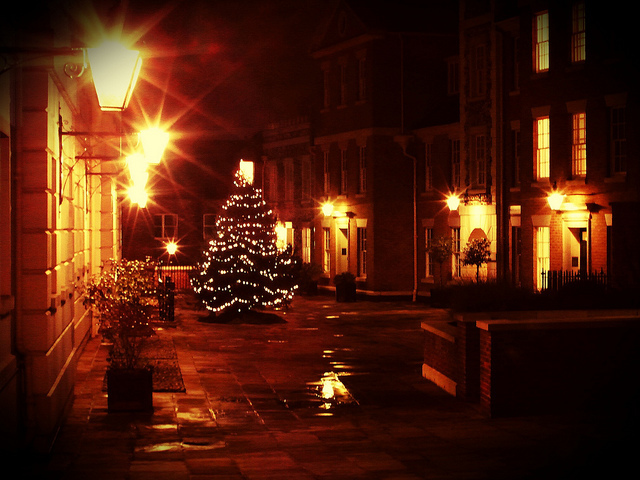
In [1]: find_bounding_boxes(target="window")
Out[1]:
[284,160,294,201]
[452,228,461,278]
[323,227,331,273]
[610,106,626,174]
[425,227,433,277]
[323,151,330,195]
[425,144,433,191]
[358,145,367,193]
[154,214,178,239]
[323,68,330,109]
[301,158,311,202]
[266,162,278,202]
[475,135,486,186]
[535,117,550,180]
[339,62,347,106]
[471,45,487,97]
[447,57,459,95]
[534,12,549,73]
[512,128,520,186]
[572,1,586,63]
[536,226,550,290]
[203,214,216,240]
[357,56,366,101]
[572,112,586,177]
[512,36,520,91]
[340,149,348,194]
[357,227,367,277]
[302,227,312,263]
[450,139,460,188]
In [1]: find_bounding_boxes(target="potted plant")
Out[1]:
[334,271,357,302]
[298,262,323,295]
[85,258,157,413]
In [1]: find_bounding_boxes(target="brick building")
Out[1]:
[266,0,639,298]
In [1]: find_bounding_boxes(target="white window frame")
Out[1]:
[154,213,178,239]
[535,117,550,180]
[534,12,549,73]
[571,1,586,63]
[572,112,586,177]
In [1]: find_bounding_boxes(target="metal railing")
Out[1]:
[541,268,609,291]
[155,265,194,322]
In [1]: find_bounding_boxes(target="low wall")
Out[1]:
[422,310,640,417]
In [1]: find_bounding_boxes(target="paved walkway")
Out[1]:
[21,293,638,479]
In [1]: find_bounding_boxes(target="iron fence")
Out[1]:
[541,268,609,291]
[156,265,195,291]
[155,265,194,322]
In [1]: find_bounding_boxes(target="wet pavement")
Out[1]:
[19,293,639,479]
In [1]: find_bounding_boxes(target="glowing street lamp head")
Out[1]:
[446,194,460,211]
[166,241,178,256]
[547,192,565,211]
[140,128,169,165]
[322,202,334,217]
[87,40,142,111]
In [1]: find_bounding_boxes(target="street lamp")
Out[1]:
[322,202,334,217]
[446,194,460,211]
[140,128,170,165]
[86,41,142,111]
[1,40,142,112]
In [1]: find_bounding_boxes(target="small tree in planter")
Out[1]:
[85,258,157,412]
[334,272,357,302]
[462,238,492,283]
[429,236,453,287]
[298,262,323,295]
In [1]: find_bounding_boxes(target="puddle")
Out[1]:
[135,440,225,453]
[309,372,358,415]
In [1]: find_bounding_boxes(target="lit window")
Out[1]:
[154,214,178,239]
[536,226,550,290]
[425,144,433,191]
[302,227,312,263]
[323,227,331,273]
[452,227,461,278]
[323,151,331,195]
[534,12,549,73]
[357,227,367,277]
[572,2,586,63]
[358,146,367,193]
[425,227,433,277]
[611,106,626,174]
[535,117,550,180]
[572,112,586,177]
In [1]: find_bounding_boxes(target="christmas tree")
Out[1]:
[192,166,297,316]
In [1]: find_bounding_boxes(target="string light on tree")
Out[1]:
[191,164,297,316]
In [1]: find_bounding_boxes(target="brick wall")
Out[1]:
[423,312,640,417]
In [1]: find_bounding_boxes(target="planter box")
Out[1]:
[107,367,153,413]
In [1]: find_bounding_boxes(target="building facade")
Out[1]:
[1,8,135,452]
[264,0,639,298]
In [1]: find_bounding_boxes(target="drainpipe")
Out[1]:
[398,138,418,302]
[398,34,417,302]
